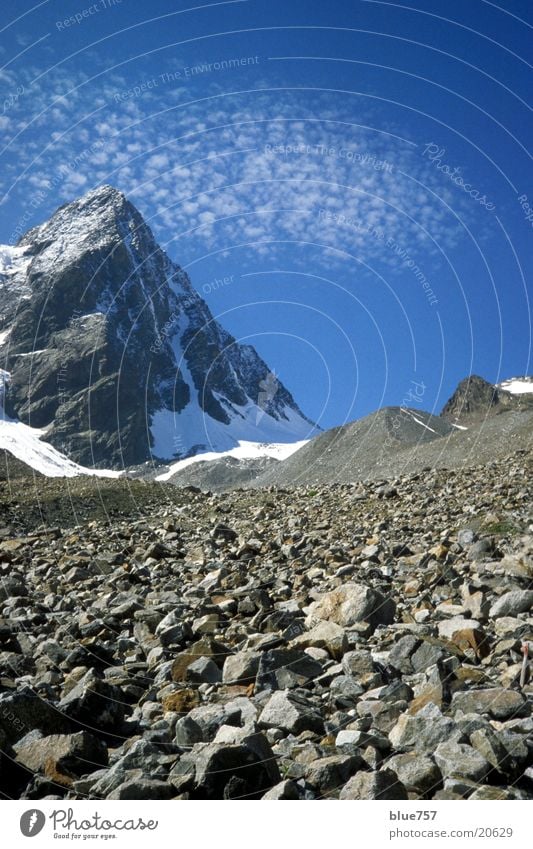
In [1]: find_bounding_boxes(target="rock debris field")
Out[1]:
[0,449,532,800]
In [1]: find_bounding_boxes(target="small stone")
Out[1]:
[171,735,278,799]
[389,636,420,674]
[174,716,203,747]
[0,577,27,600]
[449,628,491,659]
[469,786,514,800]
[341,650,375,678]
[437,618,481,640]
[171,638,229,682]
[329,675,364,707]
[192,614,219,635]
[470,728,517,776]
[467,539,494,561]
[458,529,476,547]
[0,687,70,744]
[255,648,322,691]
[58,669,125,731]
[108,778,175,799]
[155,612,192,648]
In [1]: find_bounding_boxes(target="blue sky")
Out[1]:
[0,0,531,431]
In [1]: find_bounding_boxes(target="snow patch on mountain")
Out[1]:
[155,439,308,482]
[407,411,438,434]
[0,244,32,276]
[0,368,120,478]
[497,377,533,395]
[151,401,313,461]
[150,315,316,460]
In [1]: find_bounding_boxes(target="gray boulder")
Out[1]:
[259,690,324,735]
[339,768,408,800]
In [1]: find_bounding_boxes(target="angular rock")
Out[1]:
[489,590,533,619]
[339,768,408,800]
[290,621,348,660]
[186,656,221,685]
[222,650,261,685]
[437,618,480,640]
[386,753,442,797]
[306,582,395,631]
[449,628,491,660]
[14,730,107,778]
[255,648,323,692]
[262,779,300,800]
[259,690,324,735]
[169,735,278,799]
[107,778,176,799]
[389,636,420,673]
[470,728,517,777]
[174,716,204,747]
[0,688,71,744]
[451,688,529,721]
[171,638,230,682]
[389,703,464,752]
[433,742,491,782]
[155,612,192,648]
[58,669,126,732]
[305,754,362,795]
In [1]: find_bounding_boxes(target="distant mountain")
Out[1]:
[0,186,316,469]
[441,374,533,425]
[249,376,533,488]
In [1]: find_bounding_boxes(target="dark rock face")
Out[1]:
[0,186,313,468]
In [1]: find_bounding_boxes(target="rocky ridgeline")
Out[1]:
[0,449,532,800]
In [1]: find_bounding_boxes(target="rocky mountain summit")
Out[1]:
[0,447,531,800]
[441,375,533,425]
[0,186,315,469]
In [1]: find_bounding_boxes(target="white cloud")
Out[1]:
[0,62,473,280]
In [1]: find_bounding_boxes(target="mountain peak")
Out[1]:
[18,183,143,250]
[441,373,533,424]
[2,186,316,468]
[441,375,499,423]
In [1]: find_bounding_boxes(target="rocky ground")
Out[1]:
[0,447,532,800]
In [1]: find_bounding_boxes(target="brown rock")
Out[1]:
[162,689,200,714]
[408,685,444,715]
[449,628,491,660]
